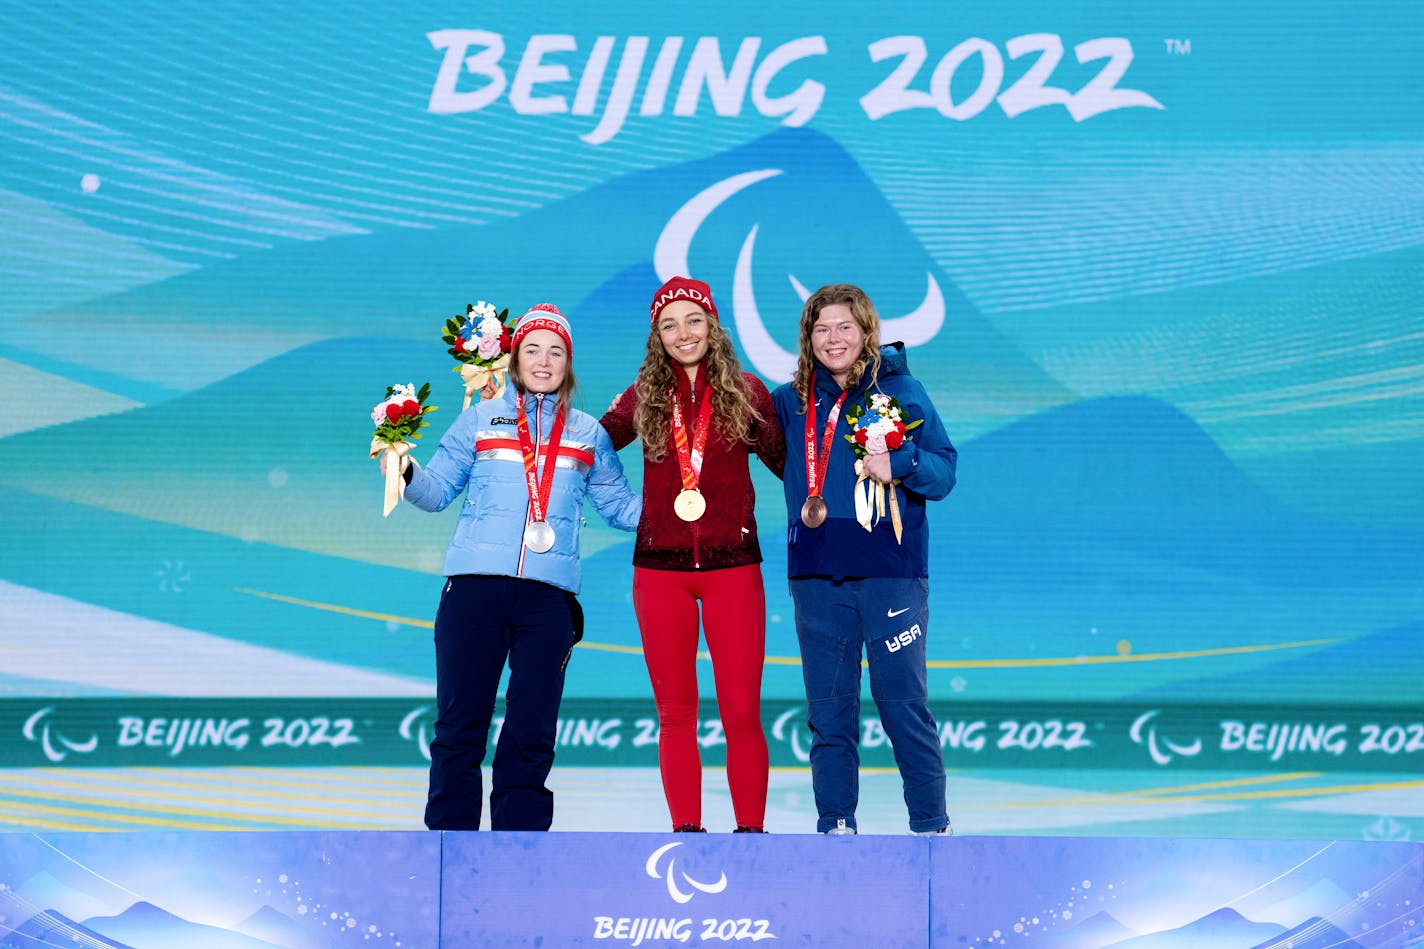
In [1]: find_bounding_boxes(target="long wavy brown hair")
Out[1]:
[791,283,882,413]
[634,315,760,463]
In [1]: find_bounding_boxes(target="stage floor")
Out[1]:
[1,765,1420,840]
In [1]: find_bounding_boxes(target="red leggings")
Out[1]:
[632,563,769,830]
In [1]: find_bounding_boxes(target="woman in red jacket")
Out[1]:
[601,276,786,833]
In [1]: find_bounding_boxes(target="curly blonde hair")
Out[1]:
[634,316,760,463]
[791,283,882,413]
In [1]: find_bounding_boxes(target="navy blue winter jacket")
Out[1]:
[771,344,957,580]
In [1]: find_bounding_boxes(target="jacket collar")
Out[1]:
[501,385,560,417]
[671,360,708,405]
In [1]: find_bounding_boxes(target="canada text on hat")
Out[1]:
[512,302,573,353]
[650,276,718,323]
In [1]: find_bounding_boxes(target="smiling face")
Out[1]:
[656,299,712,371]
[515,328,568,394]
[811,303,867,387]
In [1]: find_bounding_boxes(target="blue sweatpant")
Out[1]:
[424,574,576,831]
[790,576,949,834]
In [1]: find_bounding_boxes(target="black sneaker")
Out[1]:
[672,823,707,832]
[732,825,766,833]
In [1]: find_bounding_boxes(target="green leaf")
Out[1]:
[906,419,924,431]
[418,382,431,401]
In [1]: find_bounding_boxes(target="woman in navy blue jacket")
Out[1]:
[771,283,957,836]
[394,303,641,832]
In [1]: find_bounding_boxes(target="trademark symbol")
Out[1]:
[1164,38,1192,55]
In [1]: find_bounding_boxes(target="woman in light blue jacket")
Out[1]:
[394,303,640,831]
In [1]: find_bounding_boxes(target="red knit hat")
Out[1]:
[511,302,573,355]
[650,276,718,324]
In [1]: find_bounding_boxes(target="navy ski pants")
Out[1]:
[424,574,576,831]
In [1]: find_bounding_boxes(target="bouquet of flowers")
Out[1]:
[844,392,922,459]
[843,392,922,542]
[369,382,437,517]
[443,300,512,410]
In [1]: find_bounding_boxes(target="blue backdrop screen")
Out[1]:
[1,1,1421,771]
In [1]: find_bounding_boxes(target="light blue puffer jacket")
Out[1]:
[402,385,640,594]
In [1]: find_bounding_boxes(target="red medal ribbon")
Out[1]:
[805,373,848,502]
[670,377,715,492]
[515,394,567,524]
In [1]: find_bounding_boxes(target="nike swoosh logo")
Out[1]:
[887,607,910,618]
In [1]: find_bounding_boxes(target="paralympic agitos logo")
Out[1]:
[22,707,99,763]
[652,169,944,383]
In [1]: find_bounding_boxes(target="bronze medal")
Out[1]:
[674,488,706,522]
[523,520,556,553]
[800,496,828,528]
[801,377,848,532]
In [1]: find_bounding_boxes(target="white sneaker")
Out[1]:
[824,819,856,835]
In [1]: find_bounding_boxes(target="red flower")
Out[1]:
[385,403,403,422]
[499,328,512,353]
[401,399,421,417]
[884,429,904,450]
[454,337,467,353]
[855,429,869,445]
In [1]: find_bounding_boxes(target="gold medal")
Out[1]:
[523,520,556,553]
[674,488,706,522]
[670,385,713,525]
[800,496,827,528]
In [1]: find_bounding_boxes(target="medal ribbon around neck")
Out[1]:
[516,395,567,530]
[805,374,849,506]
[670,382,715,493]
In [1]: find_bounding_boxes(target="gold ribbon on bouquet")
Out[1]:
[853,459,905,543]
[458,355,509,411]
[369,438,413,517]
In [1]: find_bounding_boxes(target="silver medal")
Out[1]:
[523,520,556,553]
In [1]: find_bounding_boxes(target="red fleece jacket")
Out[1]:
[601,368,785,570]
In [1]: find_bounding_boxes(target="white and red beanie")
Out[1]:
[511,302,573,355]
[649,276,718,324]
